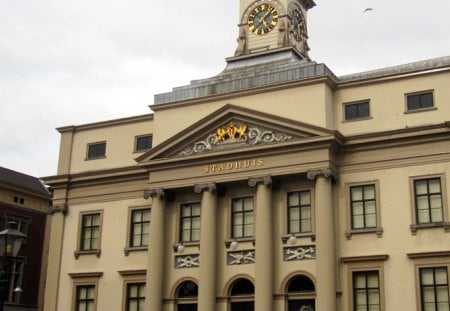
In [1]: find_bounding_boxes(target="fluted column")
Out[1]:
[195,183,218,311]
[249,176,273,311]
[307,169,337,311]
[144,188,166,311]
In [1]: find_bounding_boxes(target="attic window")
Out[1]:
[13,196,25,205]
[135,135,152,152]
[86,142,106,160]
[344,101,370,121]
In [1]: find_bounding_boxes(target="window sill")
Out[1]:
[281,232,316,244]
[225,238,255,249]
[342,116,373,123]
[124,246,148,256]
[404,107,437,114]
[345,227,383,240]
[173,242,200,253]
[84,156,107,161]
[410,222,450,235]
[74,249,101,259]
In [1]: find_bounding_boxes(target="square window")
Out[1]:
[87,142,106,159]
[406,91,434,111]
[344,101,370,121]
[135,135,152,152]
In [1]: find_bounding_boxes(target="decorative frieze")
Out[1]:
[283,246,316,261]
[175,254,199,269]
[227,250,255,265]
[180,123,292,156]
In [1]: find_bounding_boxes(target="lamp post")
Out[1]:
[0,223,26,311]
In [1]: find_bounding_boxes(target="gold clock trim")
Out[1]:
[247,4,279,35]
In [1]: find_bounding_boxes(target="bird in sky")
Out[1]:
[363,8,374,13]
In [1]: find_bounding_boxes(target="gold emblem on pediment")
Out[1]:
[217,122,248,143]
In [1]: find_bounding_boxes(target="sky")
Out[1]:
[1,0,450,178]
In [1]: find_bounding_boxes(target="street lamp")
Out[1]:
[0,223,26,311]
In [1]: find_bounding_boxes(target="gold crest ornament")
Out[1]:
[217,122,248,143]
[248,4,278,35]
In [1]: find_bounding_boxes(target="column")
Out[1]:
[144,188,166,311]
[43,204,67,311]
[195,183,218,311]
[249,176,273,311]
[307,169,337,311]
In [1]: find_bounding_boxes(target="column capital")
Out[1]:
[144,188,165,200]
[194,183,217,194]
[306,168,338,182]
[248,176,272,187]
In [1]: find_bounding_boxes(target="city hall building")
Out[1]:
[43,0,450,310]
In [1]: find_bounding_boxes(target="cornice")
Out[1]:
[43,165,148,188]
[57,113,154,133]
[407,251,450,259]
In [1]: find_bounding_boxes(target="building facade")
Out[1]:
[43,0,450,310]
[0,167,51,311]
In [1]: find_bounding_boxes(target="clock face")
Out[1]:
[248,4,278,35]
[291,9,303,41]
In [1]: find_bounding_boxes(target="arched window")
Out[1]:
[229,278,254,311]
[286,275,316,311]
[176,281,198,311]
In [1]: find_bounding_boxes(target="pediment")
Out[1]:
[136,105,334,163]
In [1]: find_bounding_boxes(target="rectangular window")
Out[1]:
[351,185,377,229]
[130,209,150,247]
[232,197,254,239]
[135,135,152,152]
[180,203,201,243]
[407,91,434,111]
[287,191,311,233]
[420,267,449,311]
[414,178,443,224]
[344,101,370,121]
[76,285,96,311]
[87,142,106,159]
[353,271,380,311]
[126,283,146,311]
[80,213,101,251]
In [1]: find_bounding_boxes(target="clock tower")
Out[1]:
[234,0,315,59]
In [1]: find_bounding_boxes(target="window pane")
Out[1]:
[364,186,375,200]
[429,179,441,193]
[365,214,377,228]
[290,208,300,221]
[244,224,253,237]
[415,180,429,195]
[244,198,253,211]
[288,193,299,206]
[352,187,363,201]
[353,215,365,229]
[436,268,448,285]
[289,221,299,233]
[301,219,311,232]
[300,191,311,205]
